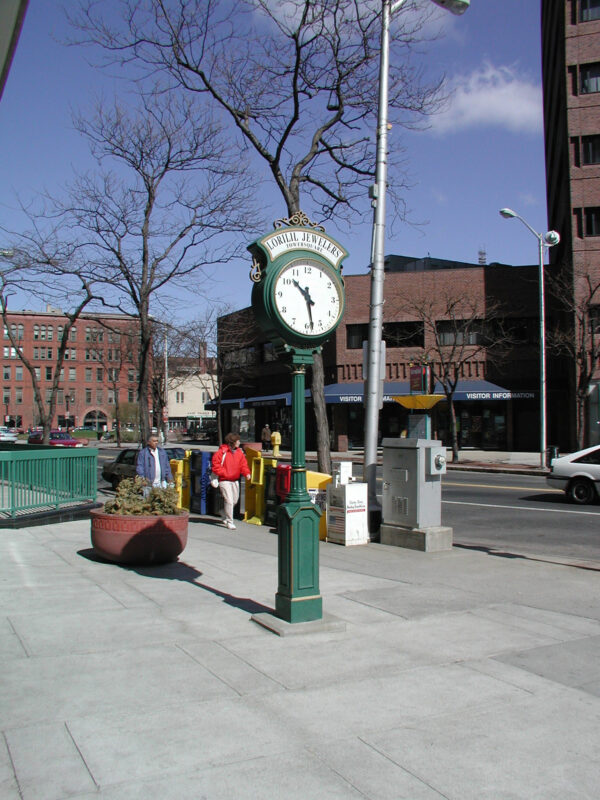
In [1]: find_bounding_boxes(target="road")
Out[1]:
[442,471,600,564]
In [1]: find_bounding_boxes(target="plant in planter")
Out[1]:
[90,477,189,565]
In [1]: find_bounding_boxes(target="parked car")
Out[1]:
[546,444,600,504]
[0,427,19,443]
[27,430,86,447]
[101,447,186,489]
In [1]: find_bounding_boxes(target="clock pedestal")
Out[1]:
[275,352,322,623]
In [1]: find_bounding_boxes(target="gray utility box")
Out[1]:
[381,438,451,552]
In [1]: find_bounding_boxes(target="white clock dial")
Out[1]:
[274,260,342,336]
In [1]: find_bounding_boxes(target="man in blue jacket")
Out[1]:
[136,433,173,488]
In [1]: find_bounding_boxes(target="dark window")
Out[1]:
[120,450,138,465]
[580,62,600,94]
[581,0,600,22]
[383,322,424,348]
[346,323,369,350]
[590,305,600,333]
[436,320,486,346]
[506,317,537,345]
[585,206,600,235]
[574,447,600,464]
[582,134,600,164]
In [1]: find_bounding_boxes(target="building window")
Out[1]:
[70,327,77,342]
[45,389,52,403]
[96,390,103,404]
[383,321,425,348]
[33,324,39,340]
[128,369,135,382]
[45,366,52,380]
[346,323,369,350]
[3,366,9,380]
[69,367,76,381]
[85,388,92,404]
[85,367,92,381]
[85,327,91,342]
[15,387,22,404]
[581,0,600,22]
[128,389,134,403]
[582,135,600,165]
[10,347,18,359]
[581,62,600,94]
[17,324,23,340]
[436,320,486,346]
[585,206,600,236]
[47,325,53,341]
[97,368,103,382]
[176,391,185,403]
[3,387,10,404]
[39,325,46,341]
[57,389,64,404]
[34,367,40,380]
[108,390,115,404]
[15,366,23,381]
[3,325,8,339]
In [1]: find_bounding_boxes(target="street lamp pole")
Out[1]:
[499,208,560,469]
[363,0,470,529]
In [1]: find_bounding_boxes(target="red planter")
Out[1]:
[90,509,189,565]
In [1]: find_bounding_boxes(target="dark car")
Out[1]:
[101,447,186,489]
[27,430,86,447]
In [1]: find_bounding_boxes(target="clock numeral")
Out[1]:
[283,278,292,285]
[303,266,312,274]
[281,306,287,313]
[277,291,283,297]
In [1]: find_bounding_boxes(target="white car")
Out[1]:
[546,444,600,505]
[0,427,18,443]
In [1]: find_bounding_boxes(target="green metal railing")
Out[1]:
[0,445,97,519]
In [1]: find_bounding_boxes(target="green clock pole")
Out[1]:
[275,350,322,623]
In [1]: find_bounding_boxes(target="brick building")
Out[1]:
[542,0,600,447]
[2,308,140,431]
[216,256,541,452]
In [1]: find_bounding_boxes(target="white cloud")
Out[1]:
[430,63,543,135]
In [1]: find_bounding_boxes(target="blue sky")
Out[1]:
[0,1,546,318]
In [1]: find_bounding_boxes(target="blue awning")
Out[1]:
[433,381,535,401]
[206,380,535,409]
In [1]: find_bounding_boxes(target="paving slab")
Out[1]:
[5,722,97,800]
[68,750,369,800]
[496,634,600,697]
[363,689,600,800]
[0,644,236,729]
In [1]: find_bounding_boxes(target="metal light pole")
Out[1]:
[364,0,470,529]
[499,208,560,469]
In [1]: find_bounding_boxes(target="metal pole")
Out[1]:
[364,0,393,529]
[538,235,546,470]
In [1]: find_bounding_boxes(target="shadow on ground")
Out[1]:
[78,548,273,615]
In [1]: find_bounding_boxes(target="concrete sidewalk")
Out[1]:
[2,511,599,799]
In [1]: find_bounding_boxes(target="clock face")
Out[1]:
[273,259,343,337]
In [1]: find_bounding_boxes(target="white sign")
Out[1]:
[261,228,346,267]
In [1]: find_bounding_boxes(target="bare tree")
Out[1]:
[95,318,140,446]
[0,229,97,444]
[60,90,256,443]
[548,264,600,449]
[395,289,514,462]
[70,0,447,473]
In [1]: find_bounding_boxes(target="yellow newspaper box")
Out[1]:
[306,470,332,540]
[170,456,191,510]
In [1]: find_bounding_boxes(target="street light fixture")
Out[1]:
[65,392,76,429]
[363,0,470,530]
[499,208,560,469]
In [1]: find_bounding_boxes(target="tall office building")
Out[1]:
[542,0,600,448]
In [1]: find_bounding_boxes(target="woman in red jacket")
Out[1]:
[211,432,251,529]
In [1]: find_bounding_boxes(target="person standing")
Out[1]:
[212,432,251,530]
[136,433,174,488]
[261,423,271,451]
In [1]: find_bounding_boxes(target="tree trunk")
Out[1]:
[312,352,331,474]
[449,399,459,462]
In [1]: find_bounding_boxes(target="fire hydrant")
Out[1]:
[271,430,281,458]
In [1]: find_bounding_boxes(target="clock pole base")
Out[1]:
[275,593,323,624]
